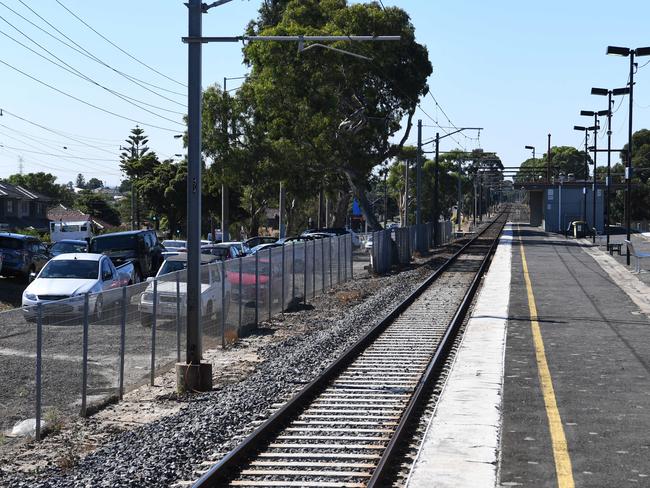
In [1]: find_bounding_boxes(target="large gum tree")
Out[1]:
[236,0,432,230]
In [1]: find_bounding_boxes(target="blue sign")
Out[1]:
[352,199,362,216]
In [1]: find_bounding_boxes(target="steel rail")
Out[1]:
[193,208,508,487]
[367,212,508,486]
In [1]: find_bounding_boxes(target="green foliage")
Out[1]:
[86,178,103,190]
[515,146,589,182]
[4,172,75,206]
[75,190,121,227]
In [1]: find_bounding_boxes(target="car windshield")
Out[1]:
[52,242,86,254]
[163,240,186,248]
[0,237,23,250]
[158,260,211,284]
[202,247,228,259]
[40,259,98,279]
[90,235,137,253]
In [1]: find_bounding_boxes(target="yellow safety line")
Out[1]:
[518,225,575,488]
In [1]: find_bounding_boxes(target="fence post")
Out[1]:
[35,303,42,441]
[303,242,307,304]
[329,237,333,288]
[80,293,89,417]
[321,238,325,291]
[255,252,259,325]
[292,243,296,303]
[349,235,353,279]
[268,249,272,321]
[337,237,341,284]
[221,262,226,348]
[150,279,157,386]
[343,235,348,281]
[176,273,181,363]
[312,239,316,299]
[119,285,127,399]
[282,244,286,311]
[238,257,242,331]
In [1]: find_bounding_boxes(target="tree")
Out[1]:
[238,0,432,231]
[4,172,75,206]
[138,159,188,236]
[76,191,121,226]
[75,173,86,189]
[620,128,650,183]
[86,178,103,190]
[515,146,588,182]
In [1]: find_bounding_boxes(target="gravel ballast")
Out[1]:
[0,248,459,488]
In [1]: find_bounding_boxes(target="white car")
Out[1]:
[138,253,230,327]
[22,253,133,321]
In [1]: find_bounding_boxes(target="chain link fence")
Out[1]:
[0,234,353,443]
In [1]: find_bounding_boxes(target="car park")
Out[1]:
[89,229,164,283]
[21,253,133,321]
[0,233,50,282]
[161,239,187,252]
[276,235,314,245]
[49,239,88,257]
[138,253,230,327]
[248,242,284,254]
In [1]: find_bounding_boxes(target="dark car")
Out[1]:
[244,236,278,249]
[50,239,87,257]
[89,229,164,282]
[0,233,50,282]
[201,243,242,260]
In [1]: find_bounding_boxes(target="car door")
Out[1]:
[100,258,118,291]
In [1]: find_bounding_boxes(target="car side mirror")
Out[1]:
[29,272,37,283]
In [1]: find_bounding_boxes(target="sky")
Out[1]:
[1,0,650,187]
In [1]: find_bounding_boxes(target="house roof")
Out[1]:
[0,182,51,201]
[47,204,109,229]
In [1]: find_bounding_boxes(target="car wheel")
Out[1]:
[22,266,35,284]
[133,267,143,284]
[94,294,104,322]
[140,312,153,327]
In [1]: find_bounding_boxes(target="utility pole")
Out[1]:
[592,113,598,243]
[433,132,440,245]
[547,133,552,182]
[456,158,462,233]
[221,76,229,242]
[180,9,400,391]
[279,182,286,238]
[415,119,422,227]
[403,153,409,227]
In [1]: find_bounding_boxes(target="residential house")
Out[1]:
[0,182,50,231]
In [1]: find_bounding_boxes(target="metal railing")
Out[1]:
[0,234,353,443]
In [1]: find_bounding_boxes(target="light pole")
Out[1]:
[181,0,400,391]
[378,166,388,228]
[607,45,650,264]
[580,110,607,242]
[573,125,597,224]
[524,145,536,161]
[591,86,629,249]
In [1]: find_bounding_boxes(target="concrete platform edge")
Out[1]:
[405,224,513,488]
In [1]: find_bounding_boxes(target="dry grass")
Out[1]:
[335,290,363,304]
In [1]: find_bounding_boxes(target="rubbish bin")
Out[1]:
[569,220,588,238]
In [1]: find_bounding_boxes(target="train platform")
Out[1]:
[407,222,650,487]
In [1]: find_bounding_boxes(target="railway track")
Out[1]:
[191,209,509,488]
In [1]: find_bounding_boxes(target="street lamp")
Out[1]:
[524,145,536,161]
[580,110,607,242]
[606,45,650,264]
[573,125,597,224]
[591,86,629,249]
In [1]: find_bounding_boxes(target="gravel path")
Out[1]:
[0,247,458,488]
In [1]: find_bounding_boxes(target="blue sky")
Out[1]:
[1,0,650,186]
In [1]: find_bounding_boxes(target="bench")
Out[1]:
[607,242,623,255]
[624,239,650,273]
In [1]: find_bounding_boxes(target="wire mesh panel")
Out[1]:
[269,246,284,316]
[38,296,85,426]
[125,281,154,389]
[236,254,257,332]
[199,262,222,351]
[86,286,123,410]
[223,257,240,345]
[152,270,184,373]
[0,306,37,442]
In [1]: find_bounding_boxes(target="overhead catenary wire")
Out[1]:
[4,0,187,101]
[55,0,186,88]
[0,57,182,132]
[0,20,186,122]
